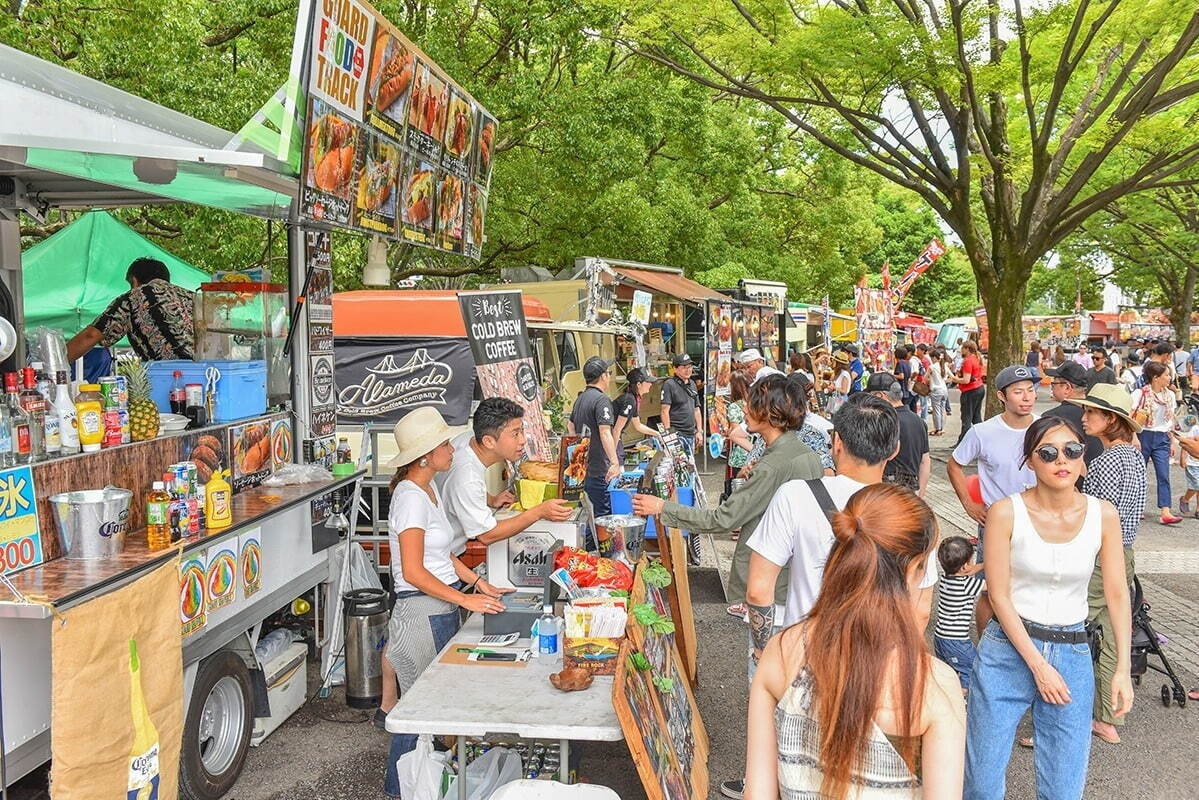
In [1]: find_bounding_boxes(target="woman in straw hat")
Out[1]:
[826,350,852,415]
[381,407,511,799]
[1070,383,1147,745]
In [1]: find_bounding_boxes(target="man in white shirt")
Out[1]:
[438,397,572,555]
[737,348,783,384]
[745,394,938,655]
[946,364,1039,630]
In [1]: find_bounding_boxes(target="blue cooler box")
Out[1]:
[146,360,268,423]
[608,471,695,539]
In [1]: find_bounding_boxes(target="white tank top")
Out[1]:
[1008,493,1102,626]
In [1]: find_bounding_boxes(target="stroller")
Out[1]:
[1130,576,1188,708]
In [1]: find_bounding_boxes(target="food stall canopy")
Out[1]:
[332,290,552,337]
[0,43,295,218]
[22,210,209,335]
[1088,311,1119,339]
[610,266,729,307]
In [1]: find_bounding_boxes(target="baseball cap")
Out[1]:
[844,344,859,356]
[1045,360,1087,388]
[865,372,897,393]
[582,356,610,383]
[737,348,764,364]
[994,364,1040,392]
[672,353,693,367]
[626,367,651,385]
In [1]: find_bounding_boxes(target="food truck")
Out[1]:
[0,38,369,800]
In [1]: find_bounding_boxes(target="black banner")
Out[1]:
[335,336,473,426]
[457,290,532,366]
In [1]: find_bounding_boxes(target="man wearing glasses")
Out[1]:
[1043,360,1103,467]
[1085,346,1118,390]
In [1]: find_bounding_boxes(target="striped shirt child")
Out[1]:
[933,536,984,689]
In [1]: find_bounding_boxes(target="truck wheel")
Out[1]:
[180,651,254,800]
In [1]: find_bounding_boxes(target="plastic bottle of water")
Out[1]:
[537,606,560,656]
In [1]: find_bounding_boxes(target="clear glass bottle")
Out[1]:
[5,373,32,465]
[0,389,12,468]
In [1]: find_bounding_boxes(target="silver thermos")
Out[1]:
[342,588,389,709]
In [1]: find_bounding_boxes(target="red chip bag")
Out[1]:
[592,557,633,590]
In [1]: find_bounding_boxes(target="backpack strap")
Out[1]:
[805,479,838,520]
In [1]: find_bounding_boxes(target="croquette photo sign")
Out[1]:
[298,0,496,258]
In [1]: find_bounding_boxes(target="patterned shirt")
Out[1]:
[93,279,195,360]
[1083,443,1147,546]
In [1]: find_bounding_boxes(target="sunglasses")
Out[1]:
[1034,442,1086,463]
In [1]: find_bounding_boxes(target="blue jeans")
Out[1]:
[934,636,977,689]
[1140,429,1173,509]
[384,594,463,796]
[583,473,612,518]
[965,621,1094,800]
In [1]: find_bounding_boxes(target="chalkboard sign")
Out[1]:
[612,559,709,800]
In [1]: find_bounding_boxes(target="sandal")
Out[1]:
[1017,736,1034,748]
[1188,688,1199,702]
[1160,515,1183,525]
[727,603,747,620]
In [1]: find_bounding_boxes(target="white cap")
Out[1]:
[737,348,763,364]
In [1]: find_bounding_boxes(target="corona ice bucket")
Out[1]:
[49,486,133,560]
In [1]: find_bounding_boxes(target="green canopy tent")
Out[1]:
[22,210,210,336]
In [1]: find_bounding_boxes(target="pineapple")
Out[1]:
[117,356,160,441]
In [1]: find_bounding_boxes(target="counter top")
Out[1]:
[0,471,363,616]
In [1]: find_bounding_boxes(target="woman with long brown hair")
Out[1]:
[746,483,966,800]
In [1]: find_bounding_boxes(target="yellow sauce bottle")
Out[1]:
[74,384,105,453]
[127,639,161,800]
[205,468,233,530]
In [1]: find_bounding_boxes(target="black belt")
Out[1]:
[1022,619,1088,644]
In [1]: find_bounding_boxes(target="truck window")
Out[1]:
[555,332,579,374]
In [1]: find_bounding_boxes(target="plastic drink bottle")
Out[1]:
[537,606,560,656]
[146,482,171,550]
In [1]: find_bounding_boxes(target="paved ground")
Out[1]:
[9,391,1198,799]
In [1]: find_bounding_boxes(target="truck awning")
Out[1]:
[332,290,552,337]
[610,266,730,306]
[0,43,296,218]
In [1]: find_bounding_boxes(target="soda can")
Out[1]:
[173,464,191,496]
[112,375,128,410]
[99,377,120,410]
[186,461,199,488]
[187,497,200,534]
[118,408,131,444]
[102,410,122,447]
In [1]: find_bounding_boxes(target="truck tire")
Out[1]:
[180,651,254,800]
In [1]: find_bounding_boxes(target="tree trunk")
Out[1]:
[978,264,1031,418]
[1171,263,1199,346]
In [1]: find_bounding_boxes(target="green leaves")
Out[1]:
[632,602,675,635]
[643,561,672,588]
[627,651,651,672]
[652,674,674,693]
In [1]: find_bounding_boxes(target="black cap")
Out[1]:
[1046,360,1087,388]
[844,344,859,356]
[626,367,650,385]
[865,372,897,393]
[672,353,693,367]
[583,356,610,383]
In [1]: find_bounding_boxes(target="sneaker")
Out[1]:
[374,708,388,730]
[719,779,744,799]
[687,534,701,566]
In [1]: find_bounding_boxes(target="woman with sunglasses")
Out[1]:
[965,416,1133,800]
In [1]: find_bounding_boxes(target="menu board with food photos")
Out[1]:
[298,0,495,258]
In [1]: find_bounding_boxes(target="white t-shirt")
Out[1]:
[435,431,497,555]
[804,412,833,444]
[951,414,1038,506]
[388,480,459,592]
[928,361,947,392]
[746,476,938,627]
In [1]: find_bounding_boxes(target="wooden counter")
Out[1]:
[0,471,363,615]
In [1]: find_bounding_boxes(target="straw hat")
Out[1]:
[1066,383,1143,433]
[388,406,454,468]
[833,350,851,365]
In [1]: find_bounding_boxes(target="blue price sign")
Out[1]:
[0,466,42,575]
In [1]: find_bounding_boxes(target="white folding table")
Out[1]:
[385,613,623,800]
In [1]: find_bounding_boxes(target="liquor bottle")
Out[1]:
[6,374,32,465]
[30,366,61,457]
[54,372,80,455]
[145,482,171,550]
[17,371,45,462]
[126,639,162,800]
[0,391,12,468]
[336,436,351,464]
[169,371,186,415]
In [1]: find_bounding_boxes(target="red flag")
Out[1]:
[892,239,945,310]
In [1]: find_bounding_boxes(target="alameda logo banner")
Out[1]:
[335,336,473,425]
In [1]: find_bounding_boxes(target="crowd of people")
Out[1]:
[373,331,1199,800]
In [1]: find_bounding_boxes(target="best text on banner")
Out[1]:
[457,290,551,460]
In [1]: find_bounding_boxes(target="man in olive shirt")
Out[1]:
[660,353,703,454]
[632,375,822,800]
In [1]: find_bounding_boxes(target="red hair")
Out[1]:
[801,483,937,799]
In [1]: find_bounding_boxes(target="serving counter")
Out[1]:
[0,471,363,618]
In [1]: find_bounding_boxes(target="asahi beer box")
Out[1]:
[485,519,582,591]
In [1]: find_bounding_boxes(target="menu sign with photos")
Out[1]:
[297,0,495,259]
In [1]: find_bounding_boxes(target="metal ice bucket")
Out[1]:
[594,514,648,564]
[49,486,133,560]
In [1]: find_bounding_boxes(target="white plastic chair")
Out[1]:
[488,779,622,799]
